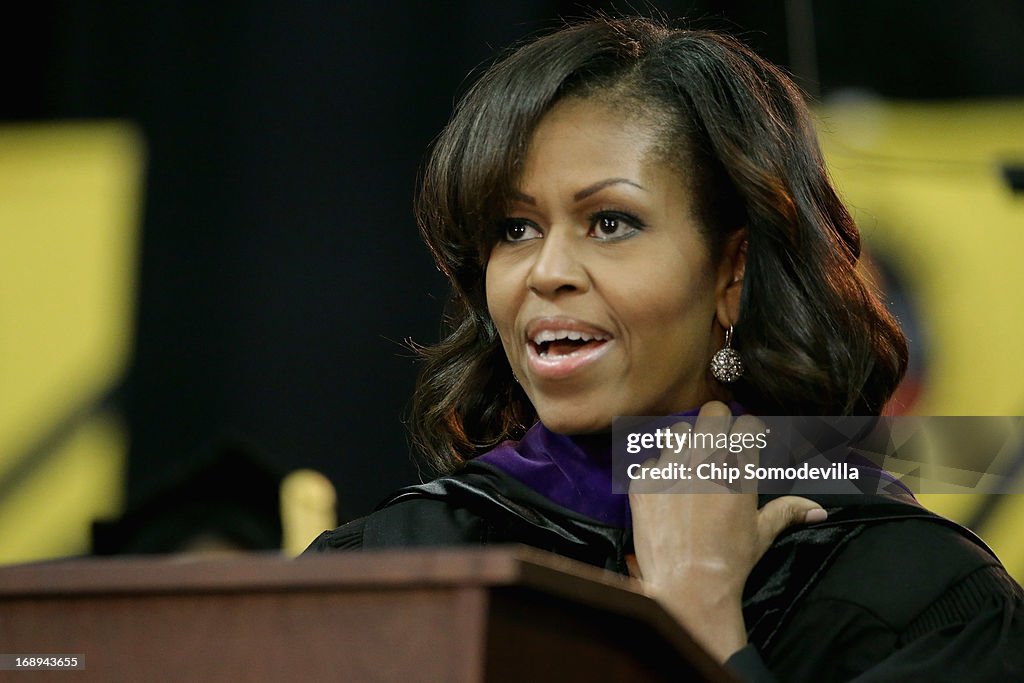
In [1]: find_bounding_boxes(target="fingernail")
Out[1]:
[804,508,828,523]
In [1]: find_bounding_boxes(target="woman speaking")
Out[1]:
[307,16,1023,681]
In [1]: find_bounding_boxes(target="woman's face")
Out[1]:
[485,97,739,434]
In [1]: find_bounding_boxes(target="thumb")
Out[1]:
[757,496,827,543]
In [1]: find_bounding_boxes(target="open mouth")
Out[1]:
[523,321,614,379]
[532,337,607,358]
[529,329,610,358]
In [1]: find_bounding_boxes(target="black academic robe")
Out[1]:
[305,460,1024,682]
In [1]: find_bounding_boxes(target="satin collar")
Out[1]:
[476,406,725,528]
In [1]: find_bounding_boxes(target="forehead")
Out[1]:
[516,96,691,197]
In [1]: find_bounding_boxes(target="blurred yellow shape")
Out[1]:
[0,122,143,564]
[0,414,126,563]
[817,99,1024,415]
[818,99,1024,581]
[280,468,337,557]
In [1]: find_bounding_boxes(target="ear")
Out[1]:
[715,229,747,329]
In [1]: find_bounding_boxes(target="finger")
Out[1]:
[731,414,767,463]
[698,400,732,416]
[757,495,828,543]
[662,420,692,465]
[694,401,732,444]
[628,456,662,494]
[730,414,766,493]
[690,401,732,474]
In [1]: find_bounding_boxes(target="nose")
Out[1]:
[526,227,590,297]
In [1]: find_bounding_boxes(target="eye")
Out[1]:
[589,210,645,241]
[500,219,542,242]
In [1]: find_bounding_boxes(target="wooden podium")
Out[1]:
[0,547,735,682]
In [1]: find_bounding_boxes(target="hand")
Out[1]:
[627,401,826,662]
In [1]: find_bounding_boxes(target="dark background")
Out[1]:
[4,1,1022,547]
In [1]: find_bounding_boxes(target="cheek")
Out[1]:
[619,259,715,350]
[484,260,517,342]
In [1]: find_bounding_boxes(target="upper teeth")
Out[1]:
[531,329,609,344]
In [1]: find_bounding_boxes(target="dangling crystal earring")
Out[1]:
[710,325,744,383]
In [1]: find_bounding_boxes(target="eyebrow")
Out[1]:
[510,178,647,205]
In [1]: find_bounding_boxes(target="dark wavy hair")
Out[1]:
[409,16,908,473]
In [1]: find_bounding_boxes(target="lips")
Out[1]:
[524,317,613,379]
